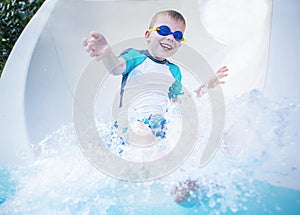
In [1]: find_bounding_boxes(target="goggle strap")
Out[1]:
[149,27,159,32]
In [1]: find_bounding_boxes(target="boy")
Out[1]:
[83,10,228,142]
[83,9,228,205]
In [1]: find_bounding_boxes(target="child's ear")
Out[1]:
[145,30,151,43]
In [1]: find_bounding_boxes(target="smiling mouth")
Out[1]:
[160,43,173,51]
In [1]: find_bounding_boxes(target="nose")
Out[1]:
[165,33,175,41]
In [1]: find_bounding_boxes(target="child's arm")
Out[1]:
[193,66,228,97]
[83,32,125,75]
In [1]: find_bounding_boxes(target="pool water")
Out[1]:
[1,90,300,214]
[1,165,300,214]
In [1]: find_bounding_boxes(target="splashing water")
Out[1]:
[1,90,300,214]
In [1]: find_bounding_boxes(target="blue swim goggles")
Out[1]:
[149,25,186,42]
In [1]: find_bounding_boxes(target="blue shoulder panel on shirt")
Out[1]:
[166,61,184,98]
[119,48,147,75]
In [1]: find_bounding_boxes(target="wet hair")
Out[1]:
[149,10,186,28]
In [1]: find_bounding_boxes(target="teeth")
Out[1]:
[160,43,172,50]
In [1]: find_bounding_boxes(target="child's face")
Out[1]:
[145,15,185,61]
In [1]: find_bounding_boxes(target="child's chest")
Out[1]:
[128,58,174,82]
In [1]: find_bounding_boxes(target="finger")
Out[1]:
[85,40,94,51]
[90,49,101,56]
[216,73,228,80]
[86,41,99,52]
[90,50,97,57]
[217,73,228,79]
[91,31,101,39]
[217,66,228,72]
[220,65,228,70]
[82,37,88,47]
[89,49,97,57]
[87,44,95,52]
[90,44,99,52]
[217,68,228,74]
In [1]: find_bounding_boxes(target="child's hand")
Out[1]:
[83,32,110,61]
[206,66,228,88]
[193,66,228,97]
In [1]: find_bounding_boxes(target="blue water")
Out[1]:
[1,166,299,214]
[1,90,300,214]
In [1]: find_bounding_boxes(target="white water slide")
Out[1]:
[0,0,299,187]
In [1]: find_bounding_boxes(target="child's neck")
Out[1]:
[145,49,167,63]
